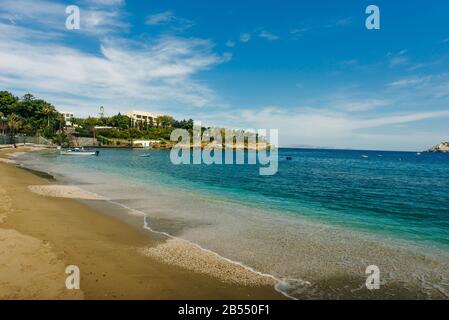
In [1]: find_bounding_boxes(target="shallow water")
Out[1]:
[18,148,449,299]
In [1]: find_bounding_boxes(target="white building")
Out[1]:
[60,111,74,126]
[127,110,162,127]
[132,140,161,148]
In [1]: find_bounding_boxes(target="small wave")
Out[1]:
[106,199,308,300]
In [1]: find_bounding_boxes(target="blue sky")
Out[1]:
[1,0,449,150]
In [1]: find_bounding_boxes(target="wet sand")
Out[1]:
[0,147,284,300]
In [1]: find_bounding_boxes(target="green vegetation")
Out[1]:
[0,90,195,146]
[0,91,64,138]
[0,90,262,148]
[71,114,194,143]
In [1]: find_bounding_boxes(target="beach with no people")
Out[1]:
[0,146,284,300]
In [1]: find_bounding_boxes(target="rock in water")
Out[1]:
[427,142,449,153]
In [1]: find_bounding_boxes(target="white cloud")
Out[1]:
[389,76,429,88]
[0,21,227,115]
[289,27,308,40]
[386,72,449,99]
[240,33,251,43]
[202,107,449,150]
[406,63,426,71]
[433,82,449,98]
[388,50,409,67]
[335,99,391,112]
[0,0,64,29]
[82,9,130,34]
[389,56,409,67]
[259,31,279,41]
[146,11,174,25]
[145,11,194,31]
[0,0,129,35]
[0,22,62,42]
[290,28,308,35]
[354,110,449,129]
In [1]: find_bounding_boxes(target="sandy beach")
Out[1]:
[0,147,284,300]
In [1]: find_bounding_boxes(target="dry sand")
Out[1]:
[0,147,283,300]
[28,185,107,200]
[0,228,84,299]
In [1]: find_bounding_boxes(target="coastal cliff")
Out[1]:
[427,142,449,153]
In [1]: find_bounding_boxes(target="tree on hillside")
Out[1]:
[7,113,22,147]
[14,93,60,137]
[0,91,19,116]
[110,113,131,129]
[7,113,22,133]
[154,117,161,128]
[41,102,53,127]
[22,93,34,101]
[174,119,194,130]
[156,115,175,128]
[57,113,66,131]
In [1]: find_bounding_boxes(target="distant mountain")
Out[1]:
[427,142,449,153]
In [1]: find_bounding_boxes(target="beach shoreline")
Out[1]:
[4,146,449,300]
[0,146,284,300]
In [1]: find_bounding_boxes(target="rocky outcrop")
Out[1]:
[428,142,449,153]
[71,136,98,147]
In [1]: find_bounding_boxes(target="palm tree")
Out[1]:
[56,113,65,132]
[42,103,52,127]
[155,116,161,128]
[7,113,22,148]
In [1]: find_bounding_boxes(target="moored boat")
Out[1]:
[60,148,99,156]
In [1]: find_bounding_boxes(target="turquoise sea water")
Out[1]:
[18,148,449,298]
[29,148,449,246]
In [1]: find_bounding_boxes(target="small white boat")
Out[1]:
[416,152,422,156]
[60,148,99,156]
[361,155,369,158]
